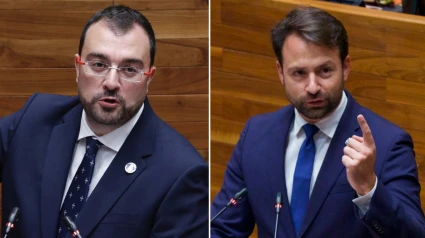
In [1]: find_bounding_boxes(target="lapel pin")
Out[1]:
[125,162,137,174]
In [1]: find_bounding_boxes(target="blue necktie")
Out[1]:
[57,137,102,238]
[290,124,319,236]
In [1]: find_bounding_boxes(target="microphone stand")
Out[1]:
[4,207,19,238]
[274,192,282,238]
[63,216,83,238]
[211,188,248,223]
[211,206,228,223]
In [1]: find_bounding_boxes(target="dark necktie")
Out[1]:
[290,124,319,236]
[57,137,102,238]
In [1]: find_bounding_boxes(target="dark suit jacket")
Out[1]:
[0,93,208,238]
[403,0,425,15]
[211,92,425,237]
[326,0,363,6]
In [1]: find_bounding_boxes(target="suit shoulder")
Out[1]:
[23,93,79,112]
[28,93,80,107]
[19,93,81,124]
[245,105,293,129]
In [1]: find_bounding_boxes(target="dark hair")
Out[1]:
[271,7,348,65]
[78,5,156,66]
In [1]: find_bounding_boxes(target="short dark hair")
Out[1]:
[79,5,156,67]
[271,7,348,65]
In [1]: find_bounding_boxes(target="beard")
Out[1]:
[79,89,143,127]
[286,79,344,121]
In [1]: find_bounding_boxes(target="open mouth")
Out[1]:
[98,97,120,108]
[103,98,118,103]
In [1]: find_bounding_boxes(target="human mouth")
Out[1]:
[98,97,120,109]
[305,99,324,107]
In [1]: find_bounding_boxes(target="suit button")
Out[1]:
[371,220,383,233]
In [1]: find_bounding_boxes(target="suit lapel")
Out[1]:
[299,92,361,237]
[266,106,297,238]
[75,99,156,237]
[41,104,83,238]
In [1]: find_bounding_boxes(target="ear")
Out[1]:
[276,60,285,86]
[74,54,80,83]
[145,66,156,94]
[342,55,351,82]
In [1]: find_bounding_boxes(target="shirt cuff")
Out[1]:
[352,176,378,217]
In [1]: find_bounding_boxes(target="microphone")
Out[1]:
[211,188,248,223]
[274,192,282,238]
[4,207,19,238]
[63,216,83,238]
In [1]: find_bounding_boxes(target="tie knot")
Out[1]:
[302,124,319,139]
[86,137,102,156]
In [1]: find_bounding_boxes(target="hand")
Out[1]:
[342,114,377,196]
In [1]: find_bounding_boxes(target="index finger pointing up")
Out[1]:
[357,114,375,147]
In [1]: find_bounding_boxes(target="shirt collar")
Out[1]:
[293,91,347,139]
[78,103,144,152]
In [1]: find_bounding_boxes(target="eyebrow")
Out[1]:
[288,60,336,71]
[85,53,145,67]
[316,61,336,70]
[86,52,108,60]
[122,58,145,68]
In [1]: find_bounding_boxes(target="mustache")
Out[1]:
[91,91,124,104]
[303,92,324,100]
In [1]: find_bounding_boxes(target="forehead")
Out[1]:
[82,21,150,64]
[282,34,340,68]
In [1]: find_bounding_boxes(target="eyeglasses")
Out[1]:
[76,56,153,82]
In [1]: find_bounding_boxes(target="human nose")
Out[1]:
[102,66,121,91]
[305,73,320,95]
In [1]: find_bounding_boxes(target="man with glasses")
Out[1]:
[0,5,208,238]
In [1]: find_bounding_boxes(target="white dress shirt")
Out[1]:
[61,103,144,205]
[285,92,376,215]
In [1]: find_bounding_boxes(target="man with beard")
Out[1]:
[211,7,425,238]
[0,5,208,238]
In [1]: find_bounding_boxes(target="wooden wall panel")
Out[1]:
[0,1,112,11]
[211,23,272,57]
[115,0,208,10]
[211,71,286,108]
[0,0,208,11]
[0,10,208,39]
[0,38,208,68]
[0,0,209,228]
[222,50,276,83]
[211,47,223,70]
[211,0,425,237]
